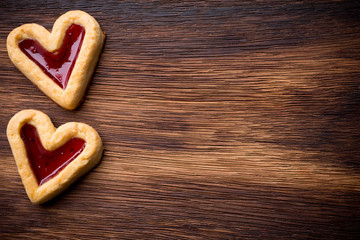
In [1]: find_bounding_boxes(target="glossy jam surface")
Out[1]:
[20,124,86,186]
[18,24,85,89]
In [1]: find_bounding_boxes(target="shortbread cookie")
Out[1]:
[7,10,105,110]
[7,109,103,204]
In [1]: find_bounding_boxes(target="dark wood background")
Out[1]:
[1,0,360,239]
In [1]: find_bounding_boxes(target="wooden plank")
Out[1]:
[0,0,360,239]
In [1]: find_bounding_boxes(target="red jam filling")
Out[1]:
[18,24,85,90]
[20,124,86,186]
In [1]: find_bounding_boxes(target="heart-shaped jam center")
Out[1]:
[18,24,85,90]
[20,124,86,186]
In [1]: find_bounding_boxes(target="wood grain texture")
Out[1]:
[1,0,360,239]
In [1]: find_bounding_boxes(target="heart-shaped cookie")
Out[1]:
[7,109,103,204]
[7,10,105,110]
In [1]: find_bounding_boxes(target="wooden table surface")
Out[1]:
[1,0,360,239]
